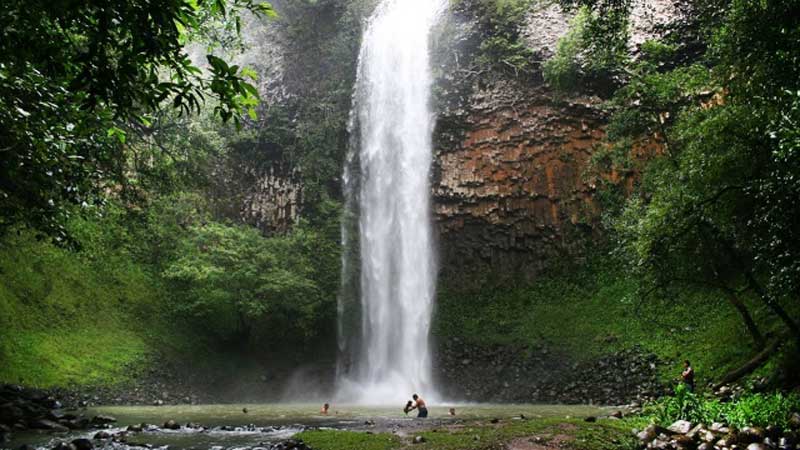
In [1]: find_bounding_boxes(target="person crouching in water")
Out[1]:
[409,394,428,418]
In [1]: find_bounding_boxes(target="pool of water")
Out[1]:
[3,403,607,450]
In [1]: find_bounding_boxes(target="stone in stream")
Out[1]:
[127,423,144,432]
[30,419,69,432]
[90,415,117,425]
[162,420,180,430]
[413,436,426,444]
[52,442,77,450]
[71,438,93,450]
[93,431,111,440]
[746,443,766,450]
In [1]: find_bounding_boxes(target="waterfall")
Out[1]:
[337,0,445,404]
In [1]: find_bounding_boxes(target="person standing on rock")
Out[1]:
[681,360,695,392]
[409,394,428,418]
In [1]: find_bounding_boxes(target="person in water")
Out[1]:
[681,360,695,392]
[409,394,428,418]
[403,400,413,415]
[321,403,330,415]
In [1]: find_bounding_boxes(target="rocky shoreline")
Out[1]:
[634,416,800,450]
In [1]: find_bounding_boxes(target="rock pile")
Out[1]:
[0,384,119,443]
[437,340,666,404]
[634,417,800,450]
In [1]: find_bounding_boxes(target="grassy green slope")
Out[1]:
[0,231,165,387]
[434,257,786,384]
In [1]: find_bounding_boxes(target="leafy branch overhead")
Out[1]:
[0,0,273,243]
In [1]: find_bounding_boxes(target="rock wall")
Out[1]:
[240,165,303,234]
[431,0,682,281]
[433,79,607,280]
[436,339,667,405]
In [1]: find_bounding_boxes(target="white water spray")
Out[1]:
[337,0,445,404]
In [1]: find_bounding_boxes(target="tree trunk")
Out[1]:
[714,339,781,389]
[745,271,800,344]
[721,287,765,350]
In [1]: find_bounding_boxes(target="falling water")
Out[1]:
[337,0,445,404]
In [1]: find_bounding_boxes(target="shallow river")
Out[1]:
[5,403,607,450]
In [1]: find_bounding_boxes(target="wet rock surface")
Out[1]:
[437,340,667,404]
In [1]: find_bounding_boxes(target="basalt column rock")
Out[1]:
[432,80,608,281]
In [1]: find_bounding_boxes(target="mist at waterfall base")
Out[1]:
[335,0,447,405]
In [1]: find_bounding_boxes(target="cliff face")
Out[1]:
[433,81,607,279]
[431,0,680,281]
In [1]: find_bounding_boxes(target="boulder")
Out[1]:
[779,436,796,449]
[789,412,800,430]
[163,420,180,430]
[71,438,93,450]
[738,427,766,444]
[93,431,112,440]
[710,422,727,432]
[745,444,766,450]
[30,419,69,432]
[686,423,705,440]
[700,430,716,443]
[637,428,655,442]
[90,415,116,425]
[0,404,24,422]
[52,442,77,450]
[413,436,426,444]
[668,420,693,435]
[127,424,144,432]
[672,434,694,448]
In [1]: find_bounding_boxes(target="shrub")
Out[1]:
[645,385,800,428]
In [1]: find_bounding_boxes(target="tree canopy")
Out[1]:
[0,0,272,243]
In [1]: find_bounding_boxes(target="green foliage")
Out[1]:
[435,256,771,383]
[0,226,160,386]
[137,186,339,346]
[583,0,800,341]
[464,0,536,74]
[298,416,639,450]
[545,0,631,92]
[297,430,399,450]
[0,0,269,242]
[162,217,325,343]
[646,386,800,429]
[543,6,590,91]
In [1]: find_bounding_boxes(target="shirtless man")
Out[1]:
[321,403,330,415]
[681,360,695,392]
[409,394,428,418]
